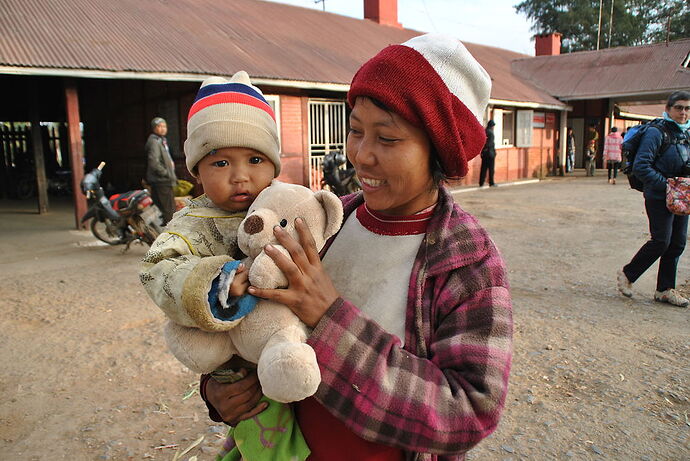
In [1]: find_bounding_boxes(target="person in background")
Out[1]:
[202,33,513,461]
[478,120,497,187]
[566,127,576,173]
[617,90,690,308]
[603,126,623,184]
[585,123,599,177]
[145,117,177,224]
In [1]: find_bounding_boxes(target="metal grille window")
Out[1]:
[308,99,347,190]
[264,95,281,144]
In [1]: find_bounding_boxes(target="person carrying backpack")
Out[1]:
[617,90,690,307]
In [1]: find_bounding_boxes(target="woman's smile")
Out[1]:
[358,176,387,189]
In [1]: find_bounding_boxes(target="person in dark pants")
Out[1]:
[603,126,623,184]
[617,91,690,307]
[565,127,576,173]
[145,117,177,224]
[479,120,496,187]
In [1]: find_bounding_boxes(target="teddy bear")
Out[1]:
[165,180,343,403]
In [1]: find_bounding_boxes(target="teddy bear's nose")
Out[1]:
[243,215,264,235]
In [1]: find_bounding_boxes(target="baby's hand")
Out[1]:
[229,263,250,297]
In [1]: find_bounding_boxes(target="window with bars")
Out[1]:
[307,99,347,190]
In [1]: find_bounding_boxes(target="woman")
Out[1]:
[203,33,513,460]
[603,126,623,184]
[479,120,497,187]
[617,90,690,307]
[566,127,576,173]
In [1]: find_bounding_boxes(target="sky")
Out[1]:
[265,0,536,55]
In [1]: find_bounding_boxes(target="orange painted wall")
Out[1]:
[275,97,561,189]
[450,113,559,187]
[275,95,307,186]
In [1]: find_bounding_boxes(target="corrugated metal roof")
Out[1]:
[512,40,690,100]
[466,43,565,107]
[0,0,564,107]
[618,103,666,118]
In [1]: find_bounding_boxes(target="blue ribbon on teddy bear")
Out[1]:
[208,260,258,322]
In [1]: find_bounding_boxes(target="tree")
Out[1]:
[514,0,689,53]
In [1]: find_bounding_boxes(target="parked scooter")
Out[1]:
[48,169,73,196]
[80,162,163,249]
[321,149,361,196]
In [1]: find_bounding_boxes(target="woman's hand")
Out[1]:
[248,217,340,328]
[205,368,267,426]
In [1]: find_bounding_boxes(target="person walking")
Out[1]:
[603,126,623,184]
[617,91,690,307]
[145,117,177,224]
[585,123,599,176]
[478,120,497,187]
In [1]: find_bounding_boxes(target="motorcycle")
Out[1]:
[321,149,361,196]
[48,169,73,196]
[80,162,163,250]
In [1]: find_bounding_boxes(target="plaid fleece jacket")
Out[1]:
[307,186,513,461]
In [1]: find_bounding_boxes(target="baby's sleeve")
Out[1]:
[140,232,238,331]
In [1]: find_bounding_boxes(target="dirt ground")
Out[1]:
[0,173,688,460]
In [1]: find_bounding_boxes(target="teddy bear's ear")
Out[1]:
[313,190,344,240]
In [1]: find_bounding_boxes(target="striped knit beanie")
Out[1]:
[347,33,491,179]
[184,71,281,176]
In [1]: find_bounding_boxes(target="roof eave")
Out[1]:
[0,65,351,92]
[489,98,570,111]
[557,88,680,101]
[618,111,657,121]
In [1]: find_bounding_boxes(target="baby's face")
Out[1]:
[196,147,274,212]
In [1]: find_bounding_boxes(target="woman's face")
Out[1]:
[346,97,437,216]
[668,99,690,125]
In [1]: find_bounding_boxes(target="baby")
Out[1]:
[140,70,280,355]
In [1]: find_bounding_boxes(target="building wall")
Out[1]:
[276,95,308,186]
[452,109,560,186]
[2,75,562,201]
[77,79,311,194]
[568,99,608,168]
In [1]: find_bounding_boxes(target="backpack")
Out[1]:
[621,118,671,191]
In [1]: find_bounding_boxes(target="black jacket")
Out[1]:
[145,133,177,186]
[633,119,690,200]
[481,127,496,159]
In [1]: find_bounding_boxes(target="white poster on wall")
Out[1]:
[516,110,533,148]
[533,112,545,128]
[493,108,503,146]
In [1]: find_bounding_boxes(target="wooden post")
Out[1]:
[64,79,87,229]
[560,110,568,175]
[30,85,49,214]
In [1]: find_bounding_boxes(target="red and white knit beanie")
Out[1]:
[184,71,281,176]
[347,33,491,179]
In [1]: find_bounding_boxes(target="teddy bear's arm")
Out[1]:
[248,246,290,289]
[164,320,237,373]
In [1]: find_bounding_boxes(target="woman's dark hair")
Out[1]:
[611,126,618,132]
[365,97,447,188]
[429,150,447,188]
[667,91,690,108]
